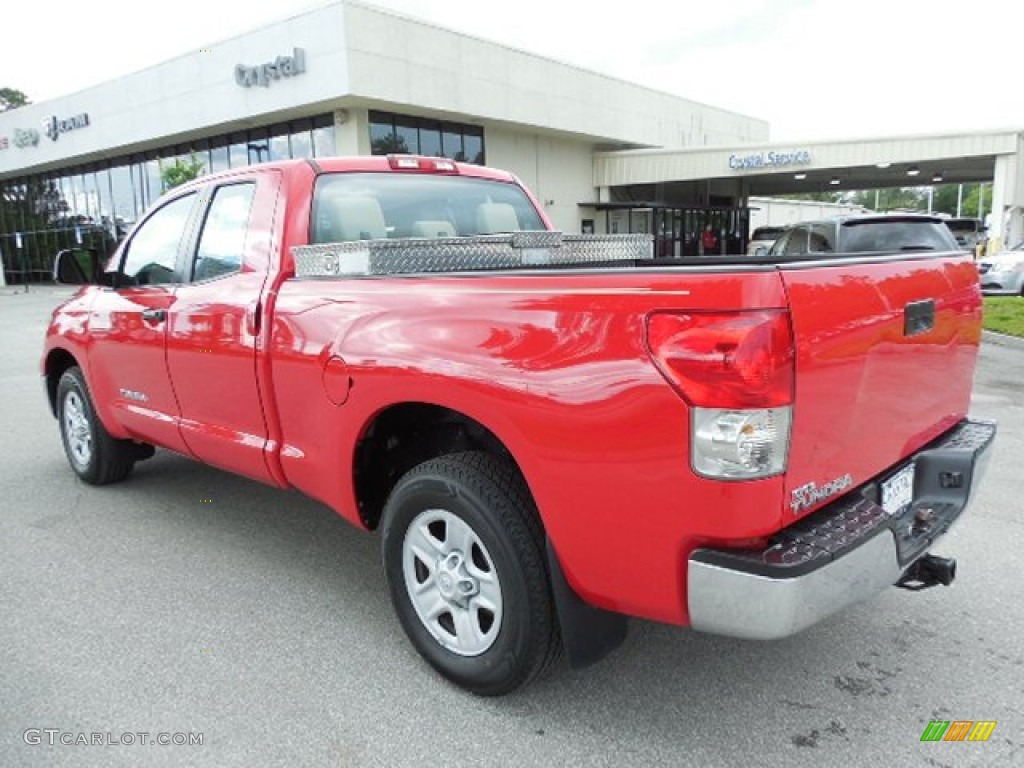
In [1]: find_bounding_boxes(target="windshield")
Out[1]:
[312,173,546,244]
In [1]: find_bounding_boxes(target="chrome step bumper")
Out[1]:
[686,418,996,640]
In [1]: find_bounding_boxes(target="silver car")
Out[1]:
[979,244,1024,296]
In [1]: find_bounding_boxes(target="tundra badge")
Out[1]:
[791,474,854,514]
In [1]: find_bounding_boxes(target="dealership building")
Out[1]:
[2,0,1023,281]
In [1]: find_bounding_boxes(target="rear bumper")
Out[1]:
[686,418,996,640]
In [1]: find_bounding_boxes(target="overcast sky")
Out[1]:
[4,0,1022,142]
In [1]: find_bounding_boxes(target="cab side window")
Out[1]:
[191,183,256,282]
[119,193,196,286]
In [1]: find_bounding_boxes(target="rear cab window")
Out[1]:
[311,173,546,244]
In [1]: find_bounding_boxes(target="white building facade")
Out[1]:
[0,1,769,281]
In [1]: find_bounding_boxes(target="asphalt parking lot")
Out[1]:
[1,287,1021,768]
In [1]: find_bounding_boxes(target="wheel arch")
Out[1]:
[353,401,530,531]
[358,403,629,672]
[44,347,81,418]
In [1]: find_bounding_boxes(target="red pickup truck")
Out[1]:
[43,156,995,695]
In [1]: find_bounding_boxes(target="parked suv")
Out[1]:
[768,214,960,258]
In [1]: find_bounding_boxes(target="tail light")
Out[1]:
[645,310,795,480]
[645,310,794,408]
[387,155,459,174]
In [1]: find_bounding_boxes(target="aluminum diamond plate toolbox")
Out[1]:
[292,232,652,278]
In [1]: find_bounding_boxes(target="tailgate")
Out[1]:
[779,254,982,520]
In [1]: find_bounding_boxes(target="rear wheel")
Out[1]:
[57,367,138,485]
[381,451,561,695]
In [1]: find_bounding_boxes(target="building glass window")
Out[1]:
[369,114,394,155]
[247,127,270,165]
[418,120,441,157]
[368,111,484,164]
[312,114,335,157]
[210,142,229,173]
[0,184,11,234]
[144,158,162,209]
[0,182,21,232]
[269,126,290,162]
[395,115,418,155]
[95,167,115,227]
[129,162,147,217]
[59,176,75,223]
[66,175,84,219]
[442,123,464,161]
[228,133,248,169]
[158,154,181,192]
[191,140,211,177]
[83,171,102,222]
[0,113,339,285]
[289,119,313,159]
[464,127,484,165]
[109,164,136,234]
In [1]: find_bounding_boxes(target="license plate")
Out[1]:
[881,465,915,516]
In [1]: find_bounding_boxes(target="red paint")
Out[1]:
[779,258,981,524]
[42,157,983,628]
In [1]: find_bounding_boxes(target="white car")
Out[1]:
[978,244,1024,296]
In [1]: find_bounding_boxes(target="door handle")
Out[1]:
[142,308,167,324]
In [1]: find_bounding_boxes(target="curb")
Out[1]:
[982,329,1024,351]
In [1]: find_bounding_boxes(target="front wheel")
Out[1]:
[381,452,561,695]
[56,366,138,485]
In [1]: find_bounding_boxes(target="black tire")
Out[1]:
[56,366,137,485]
[381,451,561,695]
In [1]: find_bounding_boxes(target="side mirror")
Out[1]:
[53,248,98,285]
[754,246,769,257]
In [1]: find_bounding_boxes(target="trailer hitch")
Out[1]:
[896,554,957,591]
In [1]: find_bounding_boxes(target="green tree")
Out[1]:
[0,87,30,111]
[958,185,988,219]
[928,184,990,217]
[930,184,960,216]
[160,153,206,190]
[848,187,927,211]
